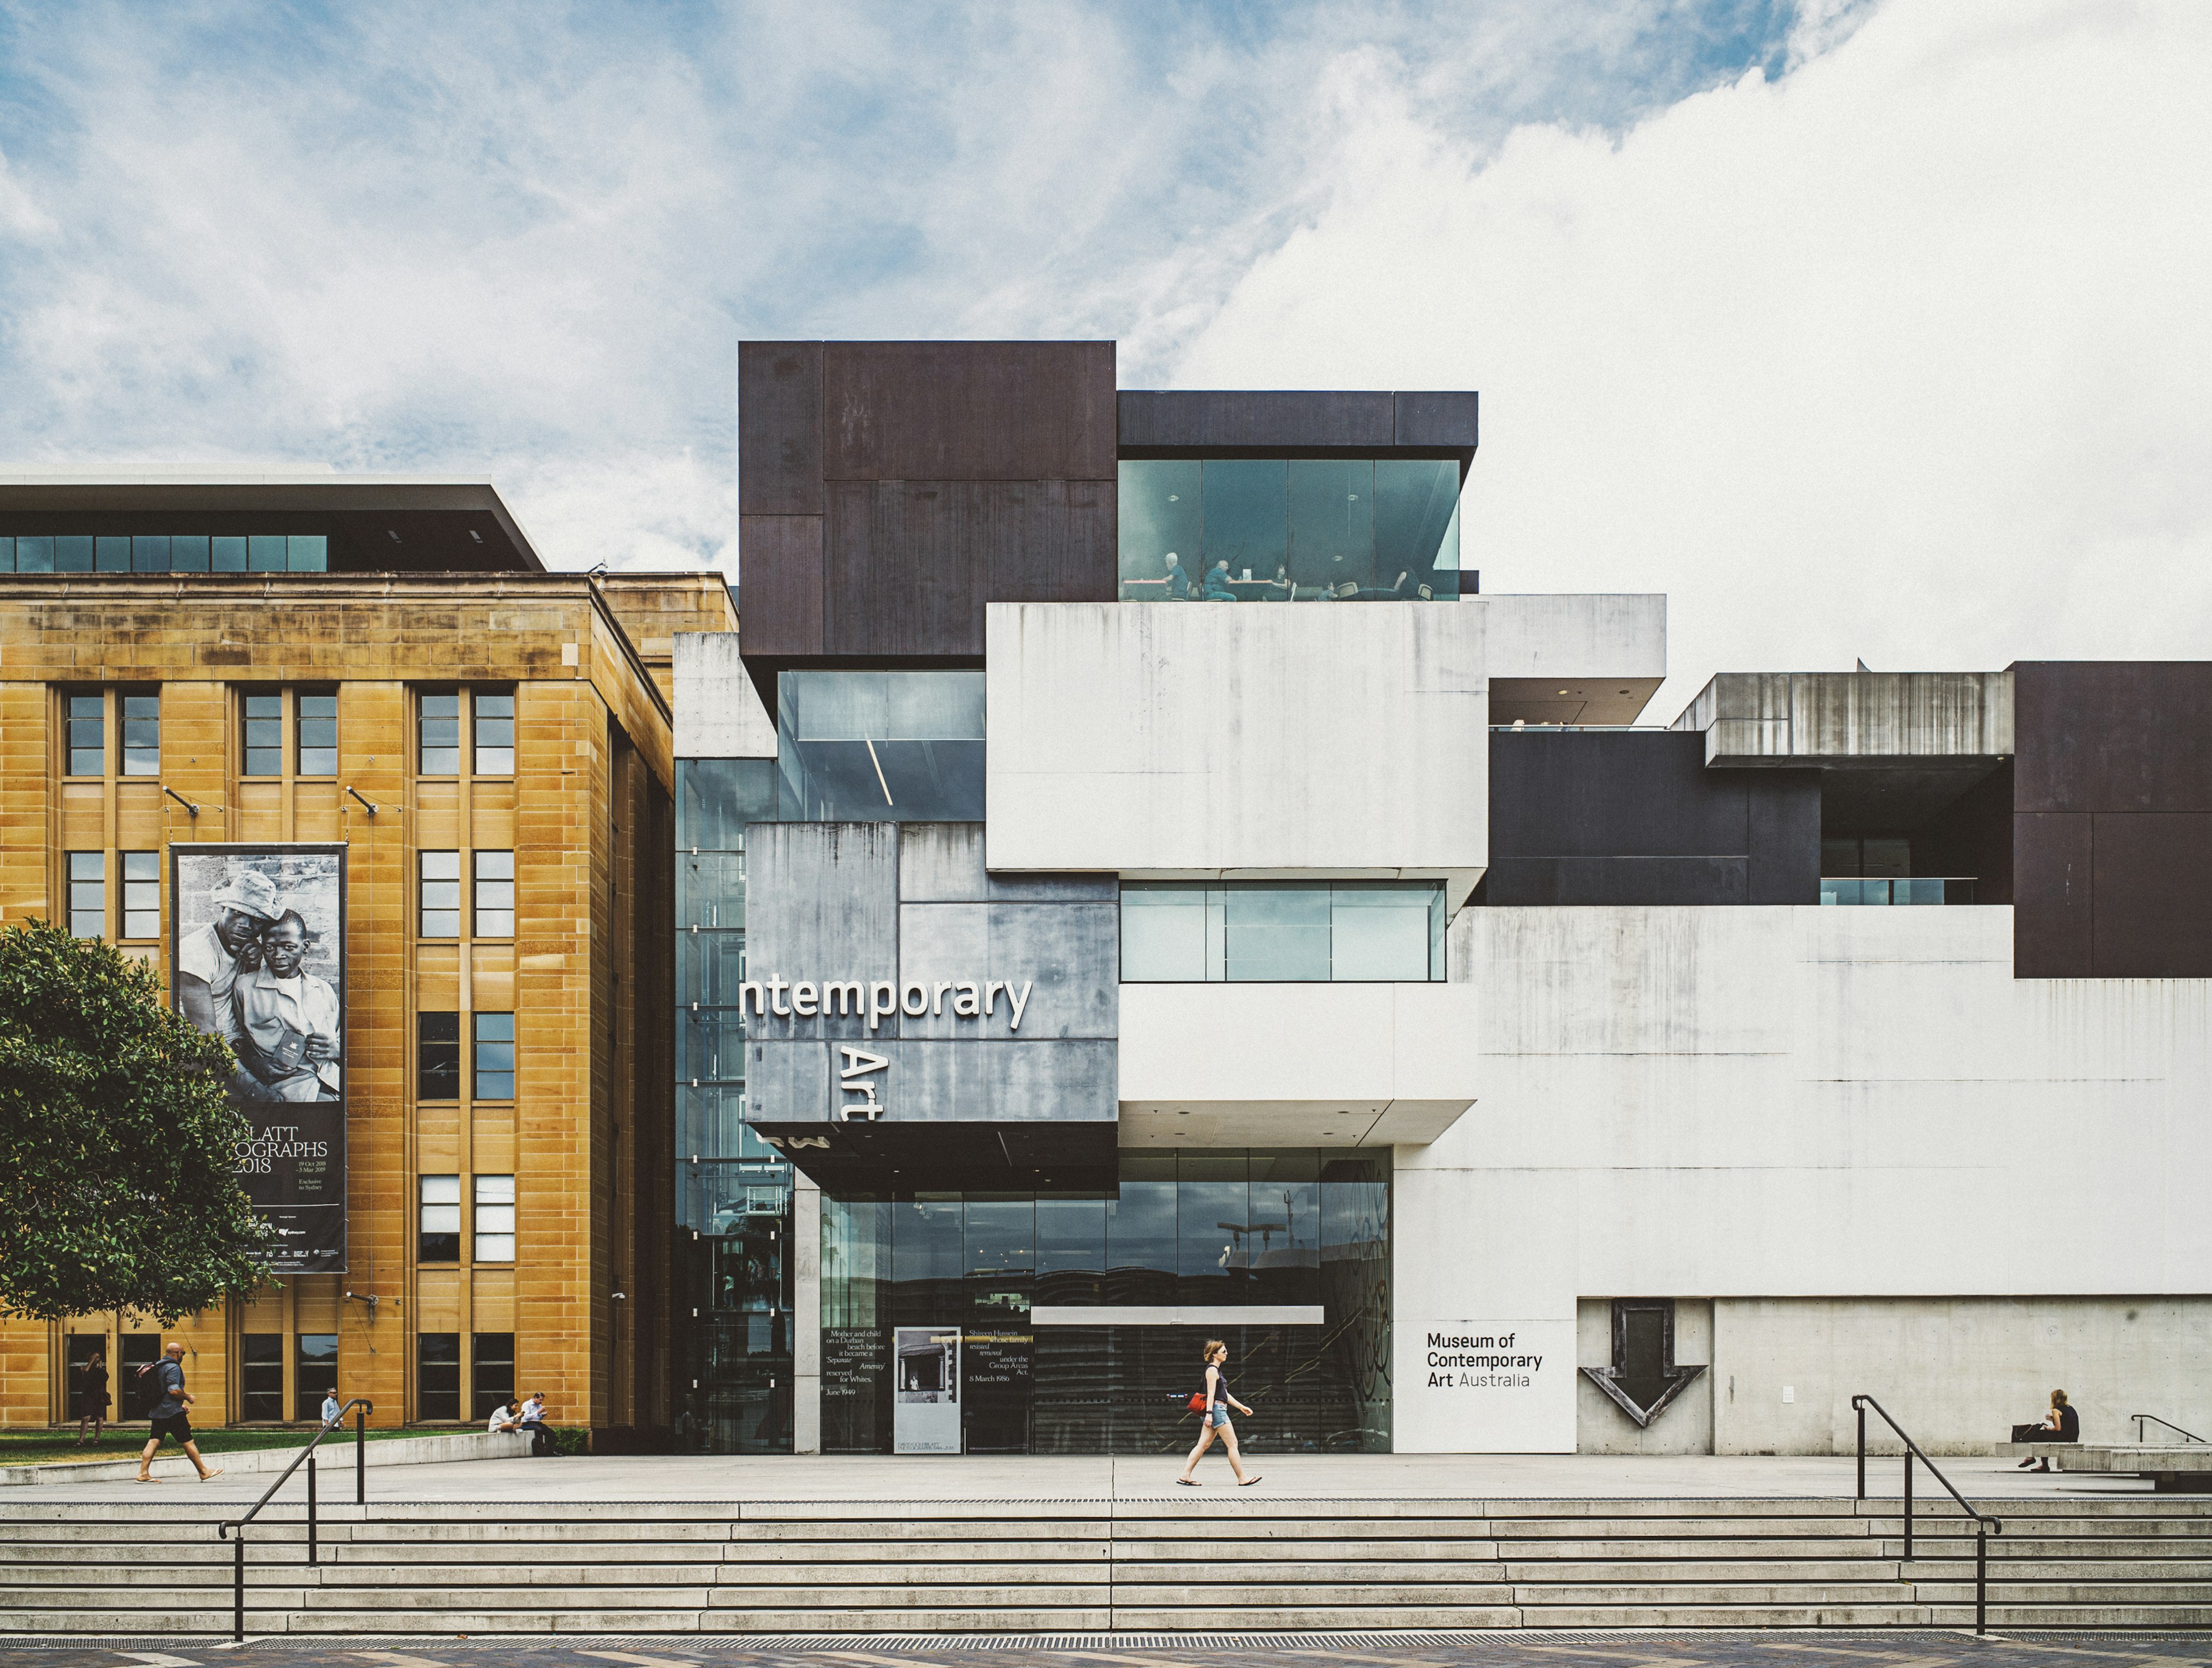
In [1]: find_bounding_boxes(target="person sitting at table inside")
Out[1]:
[1164,552,1190,598]
[1266,564,1291,599]
[1202,559,1239,601]
[2013,1388,2079,1470]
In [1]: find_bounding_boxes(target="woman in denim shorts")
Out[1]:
[1175,1339,1260,1487]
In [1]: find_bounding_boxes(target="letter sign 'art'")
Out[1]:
[839,1045,888,1121]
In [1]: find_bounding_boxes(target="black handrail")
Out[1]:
[2132,1413,2208,1444]
[214,1398,372,1642]
[1853,1393,2003,1635]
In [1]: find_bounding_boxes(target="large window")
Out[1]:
[0,532,325,574]
[472,1332,516,1419]
[294,1333,338,1423]
[66,852,104,938]
[474,692,514,776]
[240,1334,285,1422]
[473,1014,515,1101]
[419,1175,461,1262]
[776,670,984,822]
[418,1012,460,1099]
[1121,881,1445,981]
[120,693,159,775]
[474,851,514,938]
[1118,458,1461,602]
[420,852,460,937]
[121,852,159,939]
[419,692,461,775]
[418,1333,461,1421]
[65,693,103,775]
[474,1173,515,1263]
[420,689,513,777]
[242,692,284,776]
[296,692,338,776]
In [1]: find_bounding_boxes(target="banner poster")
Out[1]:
[169,844,347,1273]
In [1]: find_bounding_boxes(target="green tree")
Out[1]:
[0,918,272,1322]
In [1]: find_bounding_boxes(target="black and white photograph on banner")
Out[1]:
[169,843,348,1273]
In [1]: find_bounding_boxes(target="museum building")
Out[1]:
[3,340,2209,1458]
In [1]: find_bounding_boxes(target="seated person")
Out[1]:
[487,1398,522,1435]
[2016,1388,2080,1470]
[1265,564,1291,598]
[1202,559,1239,601]
[1163,552,1190,598]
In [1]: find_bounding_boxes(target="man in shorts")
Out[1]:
[135,1341,222,1483]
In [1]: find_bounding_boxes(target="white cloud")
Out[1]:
[1169,0,2212,718]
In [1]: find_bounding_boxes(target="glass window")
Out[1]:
[1225,885,1330,981]
[418,1174,461,1262]
[417,1332,461,1421]
[294,1333,338,1423]
[473,692,514,776]
[171,535,210,574]
[474,1173,515,1262]
[0,536,9,572]
[67,852,104,938]
[242,692,283,776]
[287,534,327,573]
[1121,881,1445,981]
[418,1011,460,1100]
[65,693,103,776]
[211,535,247,573]
[248,534,287,573]
[55,535,93,572]
[419,692,460,775]
[1116,458,1460,602]
[17,536,54,573]
[297,692,337,775]
[121,851,160,939]
[473,1014,515,1101]
[1177,1150,1248,1295]
[679,758,777,851]
[474,850,514,938]
[131,535,169,574]
[120,692,158,776]
[776,670,986,822]
[472,1333,516,1419]
[240,1333,285,1421]
[96,535,131,573]
[1105,1150,1176,1304]
[419,851,460,937]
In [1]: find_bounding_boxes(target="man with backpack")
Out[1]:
[134,1342,222,1483]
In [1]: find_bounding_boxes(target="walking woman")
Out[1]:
[74,1348,110,1445]
[1175,1339,1261,1488]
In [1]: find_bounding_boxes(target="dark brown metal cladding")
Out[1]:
[2013,663,2212,975]
[2089,812,2212,976]
[822,478,1116,657]
[1393,391,1481,450]
[1118,389,1397,450]
[738,342,825,517]
[821,342,1117,482]
[736,514,824,657]
[2012,812,2093,977]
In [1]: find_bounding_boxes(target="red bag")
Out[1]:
[1187,1392,1208,1412]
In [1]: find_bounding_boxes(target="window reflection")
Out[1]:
[0,533,331,575]
[1122,881,1446,981]
[1117,460,1460,601]
[777,670,986,821]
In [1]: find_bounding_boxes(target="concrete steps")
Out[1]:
[0,1493,2207,1633]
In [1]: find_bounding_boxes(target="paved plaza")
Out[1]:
[0,1452,2164,1508]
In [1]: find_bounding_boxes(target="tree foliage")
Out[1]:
[0,919,273,1323]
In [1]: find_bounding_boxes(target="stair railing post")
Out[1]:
[1856,1400,1866,1500]
[1903,1447,1914,1562]
[306,1453,317,1565]
[233,1529,245,1642]
[355,1398,366,1504]
[1975,1523,1987,1635]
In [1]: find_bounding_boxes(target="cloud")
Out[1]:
[1172,0,2212,717]
[0,0,1805,573]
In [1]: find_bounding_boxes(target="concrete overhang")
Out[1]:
[1674,670,2013,767]
[1482,593,1668,726]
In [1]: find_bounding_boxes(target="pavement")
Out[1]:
[0,1451,2160,1507]
[0,1631,2209,1668]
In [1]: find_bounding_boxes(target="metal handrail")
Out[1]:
[214,1398,372,1641]
[2133,1413,2208,1444]
[1853,1393,2003,1635]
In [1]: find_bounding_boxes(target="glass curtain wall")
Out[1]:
[1122,882,1446,981]
[673,757,796,1453]
[776,670,986,822]
[820,1149,1390,1455]
[1118,460,1460,601]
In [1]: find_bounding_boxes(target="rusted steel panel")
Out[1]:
[737,514,824,657]
[821,342,1116,482]
[738,342,824,517]
[2012,812,2093,977]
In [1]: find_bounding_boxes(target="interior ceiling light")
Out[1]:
[469,529,483,543]
[388,529,401,542]
[1557,688,1570,695]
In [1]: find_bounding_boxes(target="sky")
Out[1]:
[1,0,2207,717]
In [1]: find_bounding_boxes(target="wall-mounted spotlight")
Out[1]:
[161,785,200,817]
[344,786,380,817]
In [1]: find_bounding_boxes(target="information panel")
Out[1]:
[170,843,347,1272]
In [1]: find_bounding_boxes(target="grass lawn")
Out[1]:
[1,1426,459,1467]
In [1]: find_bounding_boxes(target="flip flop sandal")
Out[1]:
[1238,1476,1264,1487]
[1174,1477,1199,1486]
